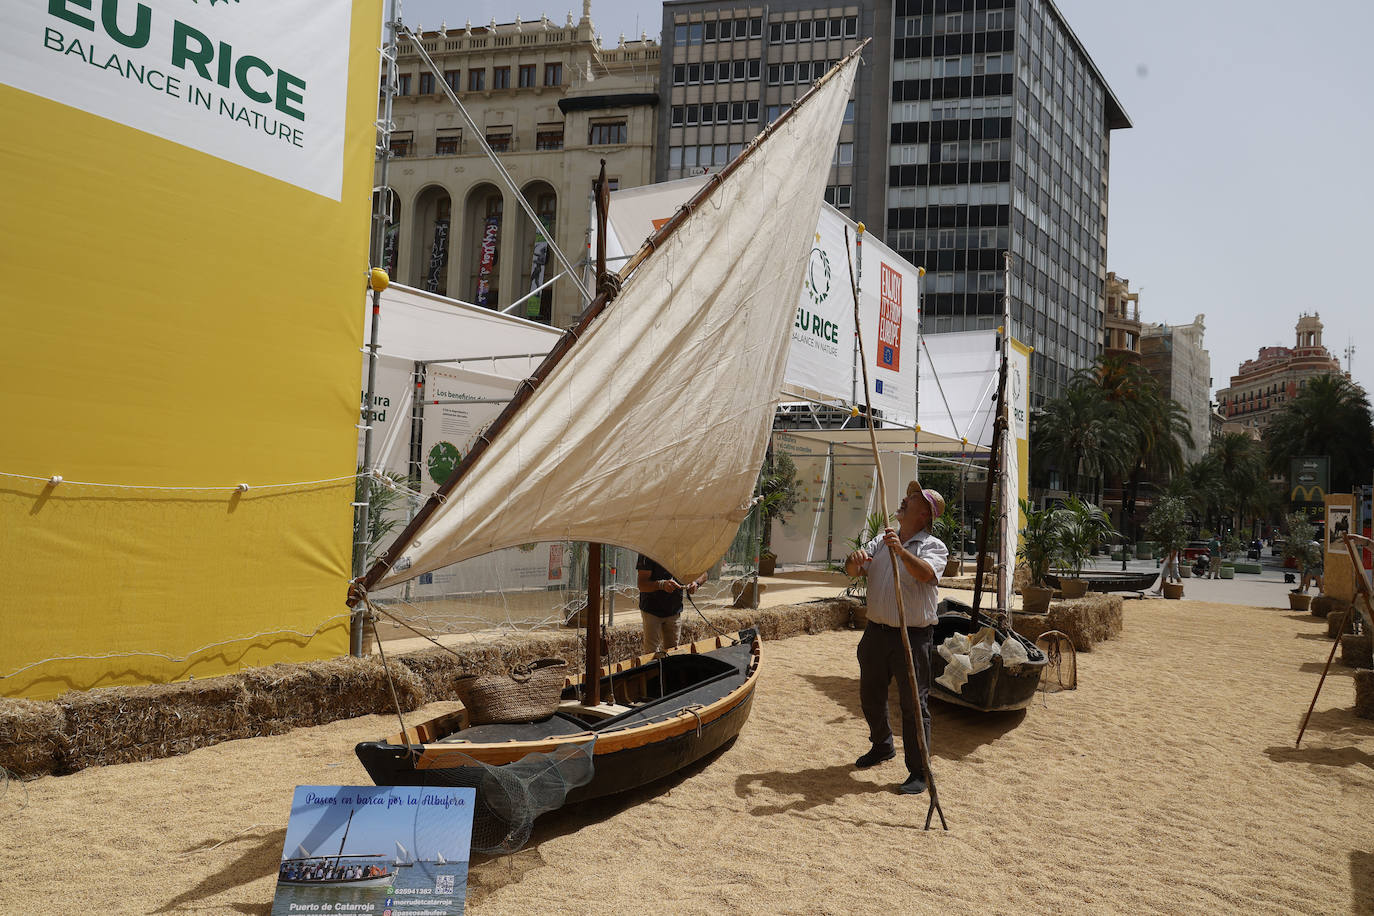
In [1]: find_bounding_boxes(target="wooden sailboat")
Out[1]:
[350,48,865,843]
[928,254,1047,712]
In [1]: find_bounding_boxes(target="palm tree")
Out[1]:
[1264,374,1374,493]
[1211,431,1269,535]
[1031,383,1132,501]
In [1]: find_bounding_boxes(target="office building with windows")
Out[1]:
[887,0,1130,406]
[655,2,888,218]
[377,4,659,326]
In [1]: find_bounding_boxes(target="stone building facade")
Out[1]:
[1102,270,1141,358]
[378,3,659,326]
[1215,314,1344,433]
[1139,315,1211,465]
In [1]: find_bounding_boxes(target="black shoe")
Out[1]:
[898,772,927,795]
[854,745,895,768]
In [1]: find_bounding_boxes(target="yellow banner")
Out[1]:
[0,1,382,698]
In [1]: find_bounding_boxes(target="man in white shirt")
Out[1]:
[843,479,948,795]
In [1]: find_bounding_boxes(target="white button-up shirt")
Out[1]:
[860,530,948,628]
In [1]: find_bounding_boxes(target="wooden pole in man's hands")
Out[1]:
[845,225,947,830]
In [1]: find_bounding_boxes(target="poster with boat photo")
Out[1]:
[273,785,474,916]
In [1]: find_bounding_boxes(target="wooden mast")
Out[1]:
[971,343,1008,618]
[352,41,871,600]
[583,161,612,706]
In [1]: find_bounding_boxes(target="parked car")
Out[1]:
[1270,537,1286,557]
[1182,541,1211,561]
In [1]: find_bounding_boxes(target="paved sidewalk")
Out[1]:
[1080,553,1298,608]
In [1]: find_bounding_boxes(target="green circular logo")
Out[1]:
[805,248,831,304]
[427,441,461,485]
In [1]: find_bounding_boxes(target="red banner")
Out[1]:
[877,262,902,370]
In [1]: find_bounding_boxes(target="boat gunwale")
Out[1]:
[372,631,762,769]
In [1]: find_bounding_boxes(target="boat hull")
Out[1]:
[929,599,1047,712]
[355,630,760,825]
[1044,571,1158,593]
[277,873,397,888]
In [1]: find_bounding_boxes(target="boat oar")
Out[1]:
[845,226,947,831]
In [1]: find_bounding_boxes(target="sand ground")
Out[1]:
[4,592,1372,915]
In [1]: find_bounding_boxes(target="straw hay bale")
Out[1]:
[1340,634,1372,669]
[58,677,250,771]
[1310,596,1348,619]
[240,657,424,733]
[1013,594,1122,651]
[1355,670,1374,719]
[1326,609,1357,638]
[0,698,68,779]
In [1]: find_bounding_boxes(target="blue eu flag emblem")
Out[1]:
[875,379,884,394]
[882,346,894,364]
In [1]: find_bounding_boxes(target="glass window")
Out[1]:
[435,131,460,155]
[733,60,746,80]
[685,105,698,125]
[518,64,535,88]
[784,22,797,42]
[492,67,510,90]
[671,106,684,126]
[750,17,762,38]
[688,23,702,44]
[673,64,685,85]
[704,21,717,41]
[589,121,627,145]
[799,21,811,41]
[674,25,687,45]
[535,127,563,150]
[844,16,858,37]
[835,142,853,165]
[703,62,716,82]
[746,101,759,120]
[767,64,780,85]
[467,69,484,91]
[418,72,435,95]
[485,129,510,152]
[731,102,744,122]
[748,60,761,79]
[397,74,411,95]
[843,100,854,124]
[443,70,460,92]
[716,102,729,122]
[769,23,782,42]
[687,63,700,83]
[987,10,1004,30]
[670,147,683,169]
[544,62,562,86]
[783,63,795,83]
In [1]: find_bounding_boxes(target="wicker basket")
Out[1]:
[465,658,567,725]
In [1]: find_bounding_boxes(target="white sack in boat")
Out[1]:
[377,55,861,587]
[1000,635,1030,666]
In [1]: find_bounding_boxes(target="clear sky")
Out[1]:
[281,786,473,863]
[398,0,1374,400]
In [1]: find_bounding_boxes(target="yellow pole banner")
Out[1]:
[0,1,383,698]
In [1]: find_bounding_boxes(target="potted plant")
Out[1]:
[1054,497,1117,598]
[1016,499,1064,613]
[931,509,964,577]
[841,510,891,618]
[756,451,801,576]
[1144,496,1189,599]
[1281,512,1321,609]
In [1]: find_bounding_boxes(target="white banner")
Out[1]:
[598,183,922,427]
[0,0,351,199]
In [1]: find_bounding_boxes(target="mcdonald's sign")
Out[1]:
[1290,457,1329,503]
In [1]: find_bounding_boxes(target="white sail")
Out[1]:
[378,54,861,586]
[393,840,409,865]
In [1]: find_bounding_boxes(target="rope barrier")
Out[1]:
[0,470,360,493]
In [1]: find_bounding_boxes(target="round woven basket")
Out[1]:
[465,658,567,725]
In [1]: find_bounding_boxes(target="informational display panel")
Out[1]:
[1,0,383,699]
[274,785,473,916]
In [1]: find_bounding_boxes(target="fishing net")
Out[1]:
[405,738,597,855]
[1035,630,1077,693]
